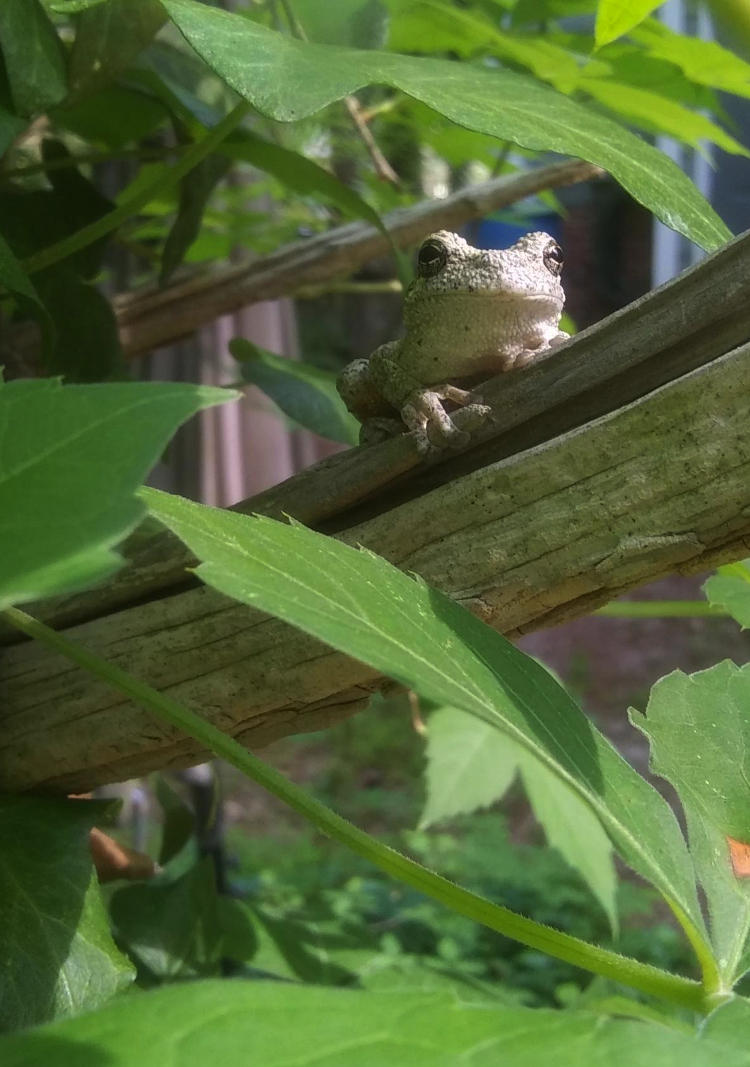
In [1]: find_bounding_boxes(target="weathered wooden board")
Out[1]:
[3,336,749,793]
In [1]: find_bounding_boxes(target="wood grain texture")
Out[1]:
[2,335,750,793]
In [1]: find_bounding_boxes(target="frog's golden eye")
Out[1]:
[543,242,564,276]
[417,238,448,278]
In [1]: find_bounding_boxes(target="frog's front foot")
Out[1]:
[401,386,490,455]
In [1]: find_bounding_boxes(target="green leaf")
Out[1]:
[161,0,729,251]
[703,560,750,629]
[110,859,223,978]
[68,0,167,99]
[0,231,48,325]
[0,104,26,158]
[630,663,750,986]
[230,339,360,445]
[220,129,391,239]
[421,706,518,827]
[0,379,233,609]
[580,76,749,156]
[0,0,67,117]
[34,268,124,381]
[54,84,169,149]
[0,796,134,1033]
[2,980,750,1065]
[161,153,231,283]
[386,0,591,94]
[155,777,196,867]
[141,494,707,956]
[294,0,389,48]
[595,0,664,47]
[631,18,750,99]
[421,707,618,932]
[0,140,115,279]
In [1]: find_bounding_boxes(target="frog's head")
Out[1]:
[409,229,565,310]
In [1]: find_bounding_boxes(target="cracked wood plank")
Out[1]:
[4,227,749,640]
[2,336,750,793]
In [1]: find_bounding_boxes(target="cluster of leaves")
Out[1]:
[0,0,747,393]
[3,369,750,1061]
[3,0,750,1063]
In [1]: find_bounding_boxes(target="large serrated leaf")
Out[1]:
[421,706,617,932]
[141,493,706,955]
[161,0,729,251]
[1,979,749,1065]
[0,379,233,609]
[703,561,750,630]
[630,663,750,986]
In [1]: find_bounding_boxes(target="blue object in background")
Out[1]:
[468,214,563,250]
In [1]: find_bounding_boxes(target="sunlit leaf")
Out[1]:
[630,662,750,985]
[421,706,617,931]
[2,979,750,1065]
[0,379,233,609]
[703,560,750,629]
[631,19,750,99]
[141,492,706,952]
[581,76,748,156]
[161,0,730,251]
[595,0,664,47]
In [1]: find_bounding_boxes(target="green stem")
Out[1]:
[3,605,710,1014]
[22,102,251,276]
[595,601,727,619]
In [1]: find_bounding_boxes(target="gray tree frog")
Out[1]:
[336,229,568,454]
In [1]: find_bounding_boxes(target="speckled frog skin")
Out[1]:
[337,229,568,454]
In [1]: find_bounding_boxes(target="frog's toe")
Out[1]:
[453,402,492,434]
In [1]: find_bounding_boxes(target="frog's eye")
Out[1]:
[417,238,448,278]
[543,242,564,277]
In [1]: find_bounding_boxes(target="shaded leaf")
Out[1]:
[161,0,729,251]
[161,153,231,283]
[595,0,664,47]
[141,494,706,952]
[0,140,114,279]
[421,707,617,931]
[2,979,750,1065]
[0,379,232,609]
[220,129,390,238]
[0,796,134,1033]
[0,231,48,324]
[156,777,196,867]
[703,560,750,629]
[0,104,26,158]
[0,0,67,117]
[55,84,169,148]
[68,0,167,99]
[110,859,222,978]
[34,268,124,381]
[630,663,750,985]
[230,339,360,445]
